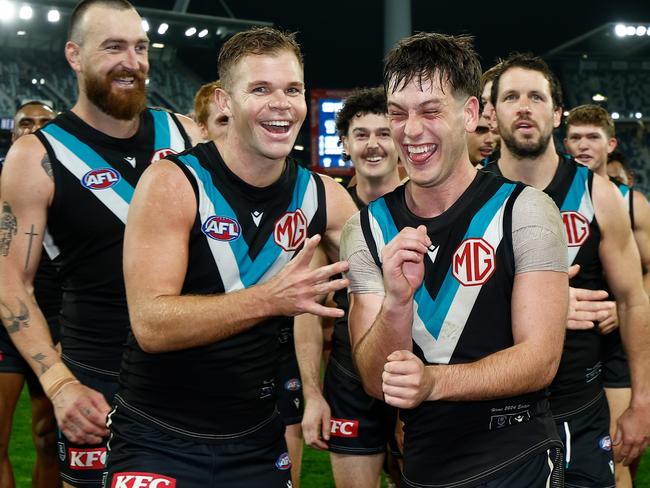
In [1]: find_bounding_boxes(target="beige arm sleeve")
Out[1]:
[512,186,568,274]
[340,212,385,295]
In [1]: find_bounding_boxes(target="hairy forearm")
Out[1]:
[131,284,278,353]
[427,341,561,402]
[354,297,413,398]
[295,312,324,397]
[617,298,650,404]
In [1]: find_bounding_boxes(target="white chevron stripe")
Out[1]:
[40,132,130,224]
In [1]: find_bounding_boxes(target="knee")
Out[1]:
[32,416,58,455]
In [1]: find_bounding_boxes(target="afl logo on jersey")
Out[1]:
[151,148,177,163]
[452,238,496,286]
[275,452,292,471]
[561,211,590,247]
[81,168,120,190]
[202,216,241,241]
[274,209,307,251]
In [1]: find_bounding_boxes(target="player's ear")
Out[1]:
[215,88,232,119]
[65,41,82,73]
[464,96,479,133]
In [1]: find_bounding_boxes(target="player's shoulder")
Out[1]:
[3,133,47,170]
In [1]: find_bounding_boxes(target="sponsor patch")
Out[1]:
[330,417,359,438]
[452,238,496,286]
[151,148,177,163]
[274,209,307,251]
[202,216,241,241]
[561,211,590,247]
[599,435,612,451]
[275,452,292,471]
[57,441,66,462]
[81,168,121,190]
[68,447,107,470]
[284,378,301,391]
[111,472,177,488]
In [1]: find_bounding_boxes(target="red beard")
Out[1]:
[85,69,147,121]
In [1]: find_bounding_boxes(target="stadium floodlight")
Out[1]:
[0,0,16,21]
[611,112,620,120]
[40,78,45,85]
[18,4,31,19]
[16,29,24,35]
[47,9,60,22]
[635,112,643,119]
[636,26,647,36]
[198,28,208,38]
[141,19,149,32]
[157,22,168,34]
[563,111,569,116]
[626,25,636,36]
[31,78,37,84]
[592,93,607,102]
[185,26,196,36]
[152,42,164,48]
[615,24,627,37]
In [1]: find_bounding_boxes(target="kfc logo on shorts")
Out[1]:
[151,148,177,163]
[274,209,307,251]
[111,472,176,488]
[81,168,121,190]
[452,238,495,286]
[275,452,292,471]
[561,211,590,247]
[330,417,359,438]
[68,447,106,470]
[202,216,241,241]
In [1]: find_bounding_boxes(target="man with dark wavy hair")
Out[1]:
[344,33,568,487]
[487,52,650,487]
[297,87,402,488]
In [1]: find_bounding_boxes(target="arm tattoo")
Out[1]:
[24,224,39,270]
[41,153,53,180]
[31,352,49,374]
[0,299,30,334]
[0,202,17,256]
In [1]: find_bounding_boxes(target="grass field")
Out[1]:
[7,388,650,487]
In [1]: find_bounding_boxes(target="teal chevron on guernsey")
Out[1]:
[150,108,186,151]
[367,182,517,364]
[560,165,594,265]
[40,124,135,224]
[178,153,319,292]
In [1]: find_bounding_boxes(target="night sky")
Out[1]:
[134,0,650,89]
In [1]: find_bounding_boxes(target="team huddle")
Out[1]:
[0,1,649,487]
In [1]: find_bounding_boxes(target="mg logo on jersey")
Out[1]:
[561,211,590,247]
[68,447,106,470]
[81,168,120,190]
[452,238,496,286]
[151,148,177,163]
[202,216,241,241]
[330,418,359,438]
[111,472,176,488]
[274,209,307,251]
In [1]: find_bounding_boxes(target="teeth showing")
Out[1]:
[366,156,382,162]
[407,144,436,154]
[263,121,290,127]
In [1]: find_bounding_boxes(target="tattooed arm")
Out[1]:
[0,134,110,444]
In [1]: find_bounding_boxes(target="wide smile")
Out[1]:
[404,143,438,164]
[112,76,137,89]
[261,120,292,135]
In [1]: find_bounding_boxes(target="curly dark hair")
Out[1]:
[383,32,481,100]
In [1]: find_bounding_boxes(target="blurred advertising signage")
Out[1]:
[310,88,353,176]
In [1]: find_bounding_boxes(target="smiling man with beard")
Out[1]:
[0,1,200,487]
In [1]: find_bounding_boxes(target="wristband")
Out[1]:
[39,362,78,399]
